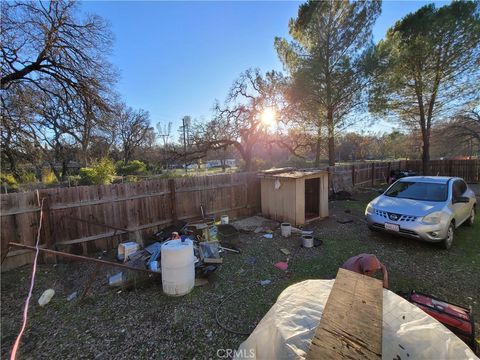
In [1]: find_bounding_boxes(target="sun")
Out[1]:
[261,107,276,127]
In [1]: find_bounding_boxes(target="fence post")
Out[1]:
[351,165,355,187]
[38,192,56,263]
[168,179,178,225]
[371,163,375,186]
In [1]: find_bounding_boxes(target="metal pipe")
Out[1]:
[8,242,160,276]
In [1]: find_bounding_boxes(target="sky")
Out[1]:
[81,0,449,135]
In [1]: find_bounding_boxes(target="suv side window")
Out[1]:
[452,180,467,199]
[452,181,462,199]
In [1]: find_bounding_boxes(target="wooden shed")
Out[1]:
[258,168,329,226]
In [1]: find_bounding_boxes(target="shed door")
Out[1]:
[305,178,320,220]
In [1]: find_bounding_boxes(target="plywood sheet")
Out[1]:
[307,268,383,359]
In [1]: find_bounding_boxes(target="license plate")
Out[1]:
[385,223,399,232]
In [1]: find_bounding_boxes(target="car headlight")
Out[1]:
[365,203,374,215]
[422,211,443,225]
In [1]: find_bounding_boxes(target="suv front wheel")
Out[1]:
[442,222,455,250]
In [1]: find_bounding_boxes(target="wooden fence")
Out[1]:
[1,160,478,271]
[328,159,480,191]
[1,172,260,271]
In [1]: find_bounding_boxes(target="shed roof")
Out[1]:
[258,168,328,179]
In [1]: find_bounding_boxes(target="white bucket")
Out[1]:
[161,239,195,296]
[302,235,314,248]
[281,223,291,238]
[220,215,229,224]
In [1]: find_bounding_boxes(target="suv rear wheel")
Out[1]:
[442,222,454,250]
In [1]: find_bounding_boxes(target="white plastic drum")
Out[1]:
[161,239,195,296]
[281,223,291,238]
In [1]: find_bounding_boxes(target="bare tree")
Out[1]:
[192,69,283,171]
[1,0,117,172]
[430,109,480,158]
[1,1,116,94]
[0,87,39,175]
[156,121,172,148]
[115,104,153,163]
[450,110,480,144]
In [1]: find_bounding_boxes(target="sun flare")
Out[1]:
[261,107,276,127]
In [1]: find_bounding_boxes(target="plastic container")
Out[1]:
[281,223,292,238]
[109,272,125,287]
[149,261,160,272]
[38,289,55,306]
[220,215,229,224]
[161,239,195,296]
[302,235,314,248]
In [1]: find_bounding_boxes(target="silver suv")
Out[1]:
[365,176,476,249]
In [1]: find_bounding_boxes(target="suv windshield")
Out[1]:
[385,181,448,202]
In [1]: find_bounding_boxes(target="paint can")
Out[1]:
[220,215,229,224]
[281,223,291,238]
[302,235,314,248]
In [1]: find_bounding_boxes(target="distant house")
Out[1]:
[206,159,236,168]
[439,156,477,160]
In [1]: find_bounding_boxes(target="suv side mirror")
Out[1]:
[453,196,470,204]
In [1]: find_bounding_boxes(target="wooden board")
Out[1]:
[307,268,383,360]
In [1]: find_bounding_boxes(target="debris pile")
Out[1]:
[109,220,233,288]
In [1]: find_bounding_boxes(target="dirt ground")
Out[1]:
[1,187,479,359]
